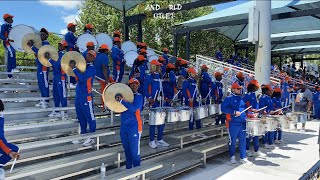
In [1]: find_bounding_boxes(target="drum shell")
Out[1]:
[272,115,290,130]
[177,107,191,122]
[9,24,37,52]
[194,106,208,120]
[286,113,299,124]
[149,108,166,125]
[246,120,266,136]
[166,108,179,123]
[215,104,222,114]
[208,104,216,115]
[265,119,278,131]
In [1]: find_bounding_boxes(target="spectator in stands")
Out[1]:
[294,83,313,132]
[0,100,20,177]
[242,56,249,64]
[215,47,223,61]
[226,55,234,65]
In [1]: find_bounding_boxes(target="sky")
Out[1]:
[0,0,82,36]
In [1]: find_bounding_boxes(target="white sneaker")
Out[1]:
[11,69,20,73]
[275,140,282,144]
[83,138,95,146]
[72,139,84,144]
[70,83,76,89]
[35,101,43,107]
[198,133,208,138]
[48,111,61,117]
[41,102,49,109]
[299,129,305,132]
[157,140,169,147]
[239,158,253,165]
[60,111,69,118]
[0,168,5,180]
[230,156,236,164]
[253,150,266,157]
[149,140,157,149]
[264,144,270,149]
[246,150,253,157]
[190,134,197,138]
[269,144,276,149]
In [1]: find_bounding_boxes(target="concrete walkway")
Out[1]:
[175,120,319,180]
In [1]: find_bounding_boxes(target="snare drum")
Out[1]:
[165,107,179,123]
[77,34,98,53]
[9,24,37,52]
[293,112,307,123]
[271,115,290,130]
[208,104,216,116]
[149,107,166,125]
[286,112,298,124]
[194,106,208,120]
[246,119,266,136]
[177,107,191,122]
[265,118,279,131]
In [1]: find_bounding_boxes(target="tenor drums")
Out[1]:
[265,118,279,131]
[194,106,208,120]
[149,107,166,125]
[165,107,179,123]
[122,41,137,54]
[9,24,37,52]
[271,115,290,129]
[148,55,158,62]
[95,33,113,50]
[146,48,156,57]
[177,107,191,122]
[124,51,138,66]
[77,34,98,53]
[208,104,216,116]
[246,119,266,136]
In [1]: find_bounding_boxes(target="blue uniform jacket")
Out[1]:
[244,92,258,114]
[120,92,144,132]
[259,94,273,113]
[272,97,282,109]
[281,82,290,99]
[313,92,320,106]
[94,52,109,80]
[163,71,177,100]
[226,58,234,65]
[0,23,12,47]
[182,77,199,107]
[162,53,169,64]
[234,79,245,95]
[31,41,50,72]
[200,71,213,98]
[65,31,77,51]
[73,63,96,100]
[49,51,66,81]
[221,94,246,123]
[215,51,223,61]
[212,81,223,104]
[129,64,146,84]
[111,45,124,72]
[144,73,162,107]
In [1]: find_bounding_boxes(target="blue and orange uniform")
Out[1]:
[0,14,16,78]
[163,65,177,107]
[182,68,201,130]
[31,40,50,104]
[313,88,320,119]
[259,90,275,146]
[234,72,245,95]
[112,37,125,82]
[179,60,188,78]
[129,55,146,96]
[281,77,290,108]
[73,62,96,134]
[272,91,283,141]
[48,44,67,109]
[200,65,213,105]
[221,83,247,161]
[119,79,143,169]
[162,48,169,64]
[158,56,167,76]
[212,72,225,125]
[64,23,77,52]
[215,50,223,61]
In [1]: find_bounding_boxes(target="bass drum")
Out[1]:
[77,34,98,53]
[95,33,113,51]
[9,24,37,52]
[122,41,137,54]
[124,51,138,67]
[148,55,158,62]
[146,48,156,57]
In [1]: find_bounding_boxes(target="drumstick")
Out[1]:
[235,106,252,117]
[256,106,267,112]
[10,149,20,173]
[154,90,158,101]
[205,89,212,99]
[274,105,291,113]
[92,88,102,96]
[172,90,180,100]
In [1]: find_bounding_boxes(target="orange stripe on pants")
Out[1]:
[98,79,106,110]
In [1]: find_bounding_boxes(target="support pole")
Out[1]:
[254,0,271,85]
[138,20,143,42]
[122,3,129,41]
[186,31,191,61]
[174,33,178,56]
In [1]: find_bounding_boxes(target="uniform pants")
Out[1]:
[98,80,106,110]
[37,70,50,102]
[4,45,16,78]
[263,131,275,145]
[189,108,202,130]
[228,122,246,159]
[75,97,96,134]
[113,67,124,83]
[149,124,165,142]
[53,78,67,108]
[246,136,259,152]
[314,106,320,119]
[216,114,226,125]
[274,129,282,141]
[0,141,18,168]
[120,125,141,169]
[70,76,77,84]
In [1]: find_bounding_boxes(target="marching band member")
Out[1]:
[64,23,78,87]
[179,60,188,78]
[215,47,223,61]
[129,55,146,95]
[163,63,177,107]
[182,67,203,131]
[112,37,125,83]
[244,79,265,157]
[94,44,110,111]
[212,71,225,125]
[46,40,68,117]
[0,100,20,176]
[28,28,50,109]
[139,43,148,70]
[281,76,291,110]
[71,50,97,146]
[136,42,141,53]
[1,13,19,78]
[84,23,93,34]
[158,56,166,76]
[145,60,169,149]
[226,55,234,65]
[200,64,213,105]
[140,42,147,50]
[221,82,251,164]
[259,84,276,149]
[113,31,122,40]
[162,48,169,64]
[116,78,143,170]
[82,41,95,58]
[234,72,245,95]
[272,87,283,144]
[313,87,320,120]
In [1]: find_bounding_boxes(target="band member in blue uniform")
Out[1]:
[272,87,284,144]
[162,48,169,64]
[200,64,213,105]
[112,37,125,82]
[64,22,78,87]
[212,72,225,125]
[129,55,147,96]
[163,63,177,107]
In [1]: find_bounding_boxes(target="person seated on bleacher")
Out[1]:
[115,78,143,170]
[215,47,223,61]
[226,55,234,65]
[46,40,68,117]
[242,56,249,64]
[272,87,284,144]
[0,100,20,177]
[71,50,97,147]
[221,82,251,164]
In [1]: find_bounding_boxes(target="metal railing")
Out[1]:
[299,160,320,180]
